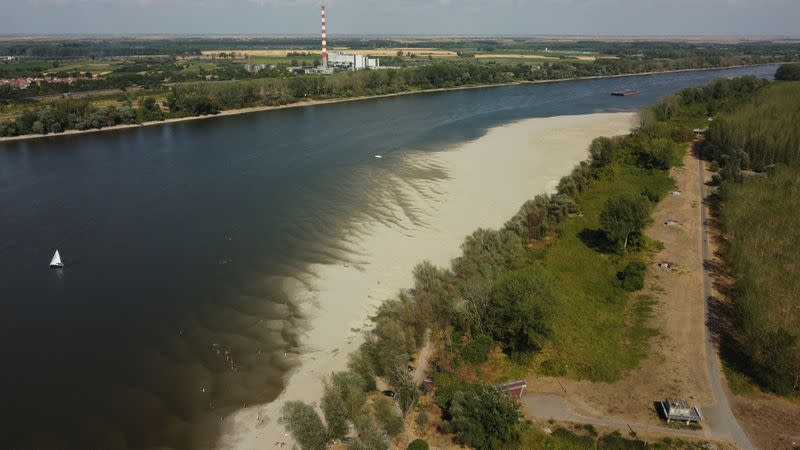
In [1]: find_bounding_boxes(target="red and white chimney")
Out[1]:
[321,5,328,67]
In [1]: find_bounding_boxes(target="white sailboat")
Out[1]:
[50,250,64,268]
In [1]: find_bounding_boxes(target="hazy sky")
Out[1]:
[3,0,799,36]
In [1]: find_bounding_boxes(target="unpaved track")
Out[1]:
[523,147,756,449]
[696,146,754,450]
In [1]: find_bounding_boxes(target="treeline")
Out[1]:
[717,166,800,395]
[4,37,798,58]
[278,106,690,449]
[0,97,164,136]
[705,81,800,171]
[692,77,800,395]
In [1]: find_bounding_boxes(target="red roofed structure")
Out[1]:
[501,380,527,400]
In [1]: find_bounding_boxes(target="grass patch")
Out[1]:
[535,164,672,382]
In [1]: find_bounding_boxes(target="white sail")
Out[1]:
[50,250,63,267]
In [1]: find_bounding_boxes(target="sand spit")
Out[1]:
[217,112,637,449]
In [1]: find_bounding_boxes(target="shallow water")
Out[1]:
[0,65,777,449]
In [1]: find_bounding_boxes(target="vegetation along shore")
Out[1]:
[0,63,781,143]
[2,33,798,141]
[270,64,800,450]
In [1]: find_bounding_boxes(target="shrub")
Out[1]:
[459,334,495,364]
[617,261,647,292]
[374,396,403,437]
[447,382,522,450]
[407,439,429,450]
[278,401,328,450]
[321,378,349,440]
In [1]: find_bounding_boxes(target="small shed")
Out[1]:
[501,380,527,400]
[659,398,703,424]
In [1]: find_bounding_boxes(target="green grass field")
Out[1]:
[536,163,674,382]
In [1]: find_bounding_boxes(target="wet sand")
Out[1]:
[216,111,637,449]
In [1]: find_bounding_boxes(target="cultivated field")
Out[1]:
[201,48,458,58]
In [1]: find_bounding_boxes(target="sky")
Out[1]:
[2,0,799,36]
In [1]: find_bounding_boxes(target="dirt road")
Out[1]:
[696,146,754,450]
[522,147,756,449]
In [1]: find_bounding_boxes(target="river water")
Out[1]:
[0,65,776,449]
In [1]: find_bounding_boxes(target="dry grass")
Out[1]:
[200,48,458,58]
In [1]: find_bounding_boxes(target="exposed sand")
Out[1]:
[216,112,637,449]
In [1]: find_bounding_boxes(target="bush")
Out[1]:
[459,334,495,364]
[633,138,680,170]
[407,439,429,450]
[447,382,522,450]
[617,261,646,292]
[775,63,800,81]
[374,396,403,437]
[589,136,618,168]
[321,378,349,440]
[278,401,328,450]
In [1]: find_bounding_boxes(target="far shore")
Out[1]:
[0,63,773,144]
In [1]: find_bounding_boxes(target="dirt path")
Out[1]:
[412,331,432,387]
[696,146,754,449]
[522,148,756,448]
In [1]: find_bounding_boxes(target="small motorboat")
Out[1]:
[50,250,64,268]
[374,154,383,159]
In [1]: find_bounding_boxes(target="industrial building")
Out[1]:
[327,51,380,70]
[318,5,379,72]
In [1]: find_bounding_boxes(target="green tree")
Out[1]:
[600,194,651,250]
[393,367,419,417]
[775,63,800,81]
[330,371,369,419]
[447,382,522,450]
[278,401,328,450]
[484,267,555,354]
[589,136,618,168]
[321,378,349,440]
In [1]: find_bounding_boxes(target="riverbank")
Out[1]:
[216,111,637,449]
[0,64,772,144]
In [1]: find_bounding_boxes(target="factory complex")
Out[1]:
[317,5,380,73]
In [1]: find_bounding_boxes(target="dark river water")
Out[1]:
[0,65,776,449]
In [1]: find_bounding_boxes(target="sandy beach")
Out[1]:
[216,112,637,449]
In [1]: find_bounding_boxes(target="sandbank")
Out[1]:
[216,111,637,449]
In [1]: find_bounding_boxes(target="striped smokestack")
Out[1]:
[321,5,328,67]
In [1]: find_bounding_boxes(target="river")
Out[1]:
[0,65,777,449]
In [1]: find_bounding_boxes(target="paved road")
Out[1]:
[522,150,756,449]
